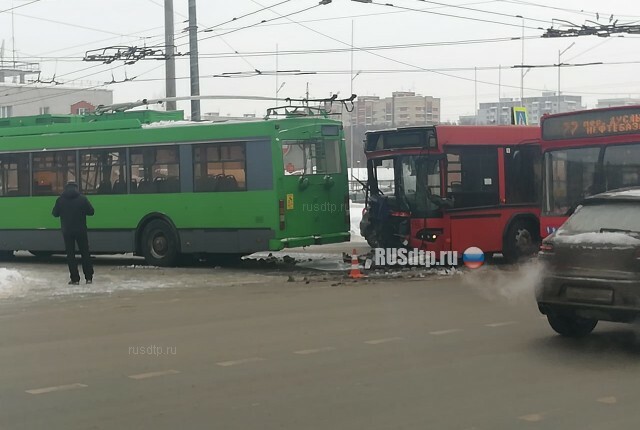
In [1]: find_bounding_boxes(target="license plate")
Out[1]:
[565,286,613,304]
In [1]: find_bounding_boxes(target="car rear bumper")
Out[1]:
[537,274,640,323]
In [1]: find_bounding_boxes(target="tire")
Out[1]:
[547,313,597,337]
[140,220,180,267]
[503,220,540,264]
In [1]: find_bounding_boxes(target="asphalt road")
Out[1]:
[1,265,640,429]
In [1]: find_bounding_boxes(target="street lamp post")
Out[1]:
[516,15,525,106]
[557,42,576,114]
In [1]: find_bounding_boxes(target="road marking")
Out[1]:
[519,413,544,422]
[485,321,518,328]
[294,346,336,355]
[597,396,617,404]
[26,383,88,395]
[429,329,462,336]
[128,369,180,380]
[216,357,265,367]
[364,337,403,345]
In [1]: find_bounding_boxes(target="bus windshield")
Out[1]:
[282,139,341,175]
[543,147,601,216]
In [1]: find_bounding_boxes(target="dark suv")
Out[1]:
[537,187,640,337]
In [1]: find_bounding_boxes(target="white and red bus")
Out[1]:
[540,105,640,238]
[360,125,541,262]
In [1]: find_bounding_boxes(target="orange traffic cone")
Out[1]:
[348,248,365,279]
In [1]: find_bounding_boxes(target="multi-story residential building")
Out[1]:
[475,92,584,125]
[596,97,640,109]
[338,91,441,128]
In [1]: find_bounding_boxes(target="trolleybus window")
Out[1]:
[130,146,180,194]
[0,153,29,197]
[603,143,640,190]
[282,140,341,175]
[543,147,601,216]
[32,151,76,196]
[80,149,127,195]
[194,143,246,192]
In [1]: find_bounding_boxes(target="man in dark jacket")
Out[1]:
[52,181,95,285]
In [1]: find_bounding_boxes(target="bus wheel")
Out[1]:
[141,220,179,267]
[503,220,539,263]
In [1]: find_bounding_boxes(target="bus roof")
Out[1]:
[365,125,539,154]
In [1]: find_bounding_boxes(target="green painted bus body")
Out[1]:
[0,111,350,255]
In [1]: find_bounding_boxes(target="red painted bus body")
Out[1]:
[539,105,640,238]
[362,125,541,262]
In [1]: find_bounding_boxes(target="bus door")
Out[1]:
[405,154,452,255]
[443,147,503,255]
[280,138,346,241]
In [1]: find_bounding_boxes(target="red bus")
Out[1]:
[540,105,640,238]
[360,125,541,262]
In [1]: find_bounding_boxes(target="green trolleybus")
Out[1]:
[0,107,350,266]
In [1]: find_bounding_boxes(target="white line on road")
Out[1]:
[294,346,336,355]
[364,337,404,345]
[519,413,544,422]
[26,383,88,395]
[429,329,462,336]
[597,396,617,404]
[485,321,518,328]
[216,357,265,367]
[128,370,180,380]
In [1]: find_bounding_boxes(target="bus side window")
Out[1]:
[505,146,541,204]
[32,151,76,196]
[446,148,499,208]
[194,143,246,192]
[603,143,640,190]
[0,153,29,197]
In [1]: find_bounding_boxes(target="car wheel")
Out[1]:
[141,220,179,267]
[503,220,540,263]
[547,313,597,337]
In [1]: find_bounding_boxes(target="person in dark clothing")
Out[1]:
[52,182,95,285]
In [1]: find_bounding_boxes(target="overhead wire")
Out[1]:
[0,0,42,14]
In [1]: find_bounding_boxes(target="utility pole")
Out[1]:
[474,67,477,125]
[557,42,575,114]
[188,0,201,121]
[350,20,354,178]
[164,0,177,111]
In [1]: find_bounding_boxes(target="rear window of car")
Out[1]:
[559,202,640,234]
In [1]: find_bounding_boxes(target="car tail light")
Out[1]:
[344,196,350,225]
[540,242,554,253]
[279,199,285,230]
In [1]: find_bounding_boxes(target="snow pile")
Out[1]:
[0,268,26,299]
[556,231,640,246]
[350,200,366,242]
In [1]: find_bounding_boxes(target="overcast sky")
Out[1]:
[1,0,640,121]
